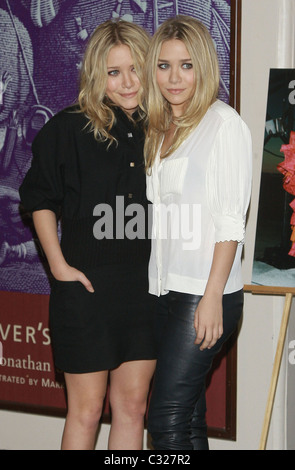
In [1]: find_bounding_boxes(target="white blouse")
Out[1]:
[146,100,252,297]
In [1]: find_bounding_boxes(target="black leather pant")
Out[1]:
[148,289,244,450]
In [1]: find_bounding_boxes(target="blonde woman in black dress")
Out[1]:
[19,20,156,450]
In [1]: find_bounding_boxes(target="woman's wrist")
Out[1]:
[50,259,70,279]
[203,281,225,299]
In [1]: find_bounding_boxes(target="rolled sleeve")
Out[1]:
[19,117,65,217]
[206,114,252,244]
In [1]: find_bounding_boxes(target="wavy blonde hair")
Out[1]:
[144,15,220,170]
[78,19,150,145]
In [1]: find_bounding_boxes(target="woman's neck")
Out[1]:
[160,122,177,158]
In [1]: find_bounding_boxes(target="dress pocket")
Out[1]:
[160,157,188,199]
[50,280,89,329]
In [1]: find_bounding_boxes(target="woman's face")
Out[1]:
[105,44,141,115]
[156,39,195,117]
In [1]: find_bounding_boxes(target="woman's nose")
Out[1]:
[169,66,181,84]
[122,72,134,88]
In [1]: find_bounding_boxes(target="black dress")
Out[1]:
[19,106,157,373]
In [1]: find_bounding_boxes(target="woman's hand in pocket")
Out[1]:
[52,263,94,293]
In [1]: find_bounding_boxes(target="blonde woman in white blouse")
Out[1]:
[144,16,252,450]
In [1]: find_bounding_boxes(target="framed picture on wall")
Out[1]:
[251,68,295,290]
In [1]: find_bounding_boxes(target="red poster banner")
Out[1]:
[0,291,66,410]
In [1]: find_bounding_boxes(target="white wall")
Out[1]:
[0,0,294,450]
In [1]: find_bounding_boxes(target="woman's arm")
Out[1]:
[194,240,237,350]
[33,209,94,292]
[196,115,252,351]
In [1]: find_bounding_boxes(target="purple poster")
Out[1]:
[0,0,232,295]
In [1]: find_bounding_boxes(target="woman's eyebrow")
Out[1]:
[157,58,192,62]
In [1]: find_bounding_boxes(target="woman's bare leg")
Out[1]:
[61,370,109,450]
[108,360,156,450]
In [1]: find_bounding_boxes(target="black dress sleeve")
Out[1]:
[19,114,66,217]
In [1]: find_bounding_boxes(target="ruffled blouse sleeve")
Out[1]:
[206,114,252,244]
[19,115,66,217]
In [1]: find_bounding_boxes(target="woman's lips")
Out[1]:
[120,92,138,98]
[167,89,185,94]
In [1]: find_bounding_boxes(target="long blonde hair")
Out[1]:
[78,19,150,145]
[144,15,220,170]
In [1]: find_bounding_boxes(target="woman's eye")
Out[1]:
[158,63,169,70]
[108,70,119,76]
[182,63,193,69]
